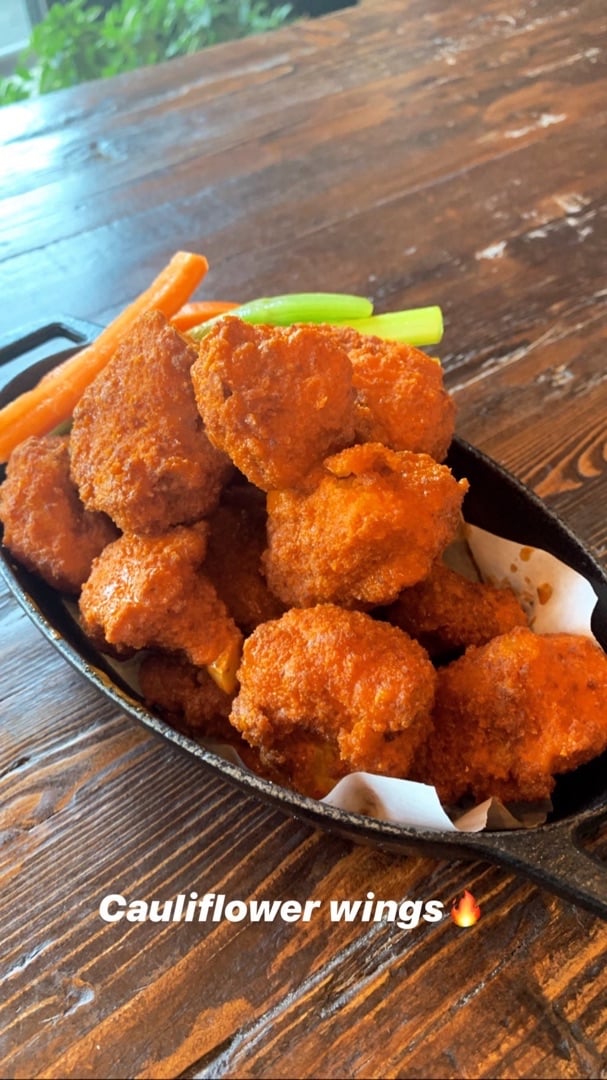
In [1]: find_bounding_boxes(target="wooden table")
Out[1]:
[1,1,606,1076]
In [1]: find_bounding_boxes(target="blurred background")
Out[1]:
[0,0,355,103]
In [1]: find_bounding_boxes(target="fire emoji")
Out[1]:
[451,890,481,927]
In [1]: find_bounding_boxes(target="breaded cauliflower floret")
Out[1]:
[138,651,269,773]
[418,626,607,805]
[139,653,234,737]
[190,317,355,491]
[79,524,242,673]
[325,325,455,461]
[229,604,437,798]
[203,481,286,635]
[70,309,231,535]
[384,560,529,657]
[263,442,468,608]
[0,434,117,594]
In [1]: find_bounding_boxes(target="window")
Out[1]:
[0,1,47,75]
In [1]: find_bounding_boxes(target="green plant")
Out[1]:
[0,0,294,105]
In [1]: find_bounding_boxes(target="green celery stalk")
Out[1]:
[188,293,444,348]
[331,306,444,346]
[189,292,373,340]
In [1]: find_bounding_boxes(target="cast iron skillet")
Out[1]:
[2,320,607,919]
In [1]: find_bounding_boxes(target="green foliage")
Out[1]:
[0,0,294,105]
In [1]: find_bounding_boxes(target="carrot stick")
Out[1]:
[171,299,239,332]
[0,251,209,463]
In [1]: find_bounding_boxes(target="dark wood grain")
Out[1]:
[1,1,607,1077]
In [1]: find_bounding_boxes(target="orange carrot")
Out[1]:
[0,251,209,463]
[171,299,239,332]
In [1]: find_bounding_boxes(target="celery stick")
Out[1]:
[189,294,443,347]
[332,306,444,346]
[189,292,373,339]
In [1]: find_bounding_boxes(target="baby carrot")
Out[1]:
[171,299,239,332]
[0,251,209,463]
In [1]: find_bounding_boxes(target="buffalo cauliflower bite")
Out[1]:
[324,325,455,461]
[138,652,269,773]
[0,435,118,594]
[418,626,607,805]
[79,524,242,674]
[263,442,468,608]
[203,481,286,634]
[384,560,529,657]
[70,309,231,535]
[229,604,437,798]
[190,317,356,491]
[139,653,234,737]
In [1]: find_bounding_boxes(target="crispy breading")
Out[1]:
[418,626,607,804]
[191,317,355,491]
[70,309,231,534]
[138,652,269,773]
[384,560,529,657]
[324,325,455,461]
[203,481,286,634]
[0,435,117,594]
[229,604,436,798]
[79,524,242,668]
[139,653,234,737]
[263,443,468,608]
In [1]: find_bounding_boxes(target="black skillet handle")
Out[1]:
[472,807,607,920]
[0,318,102,398]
